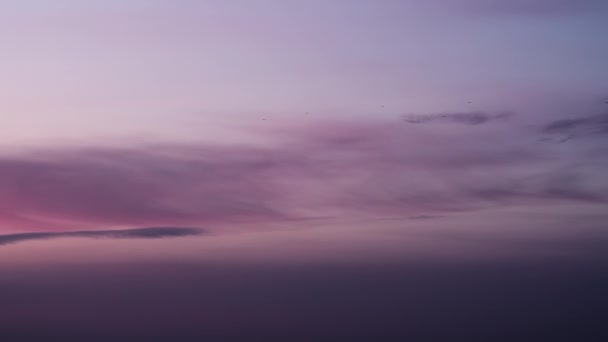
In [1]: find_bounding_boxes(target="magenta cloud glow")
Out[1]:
[1,111,607,233]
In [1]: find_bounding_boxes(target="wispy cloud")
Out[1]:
[0,146,294,230]
[0,227,204,246]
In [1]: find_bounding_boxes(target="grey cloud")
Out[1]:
[542,112,608,137]
[0,227,204,246]
[402,111,512,125]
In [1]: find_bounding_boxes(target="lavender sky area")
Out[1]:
[0,1,607,341]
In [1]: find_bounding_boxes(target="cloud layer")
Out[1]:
[1,110,607,232]
[1,259,607,341]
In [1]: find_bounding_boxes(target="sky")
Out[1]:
[0,1,608,341]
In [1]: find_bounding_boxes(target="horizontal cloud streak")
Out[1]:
[0,227,204,246]
[2,260,607,341]
[402,111,512,125]
[543,112,608,136]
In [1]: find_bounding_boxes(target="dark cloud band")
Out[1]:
[0,227,204,246]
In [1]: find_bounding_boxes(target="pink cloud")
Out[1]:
[1,112,607,232]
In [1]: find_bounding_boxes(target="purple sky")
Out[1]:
[1,0,607,144]
[0,1,607,340]
[0,0,607,268]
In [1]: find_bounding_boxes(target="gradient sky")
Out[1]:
[1,1,608,340]
[2,0,607,145]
